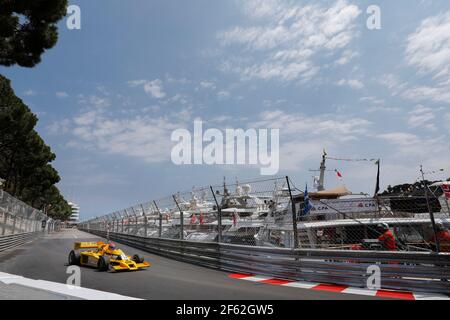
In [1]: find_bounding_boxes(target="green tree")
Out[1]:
[0,0,68,67]
[1,1,71,220]
[0,75,71,220]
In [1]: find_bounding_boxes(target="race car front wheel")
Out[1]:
[68,250,80,266]
[97,256,110,271]
[132,254,144,263]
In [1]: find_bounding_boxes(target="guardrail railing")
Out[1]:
[81,229,450,295]
[0,232,38,253]
[0,189,61,252]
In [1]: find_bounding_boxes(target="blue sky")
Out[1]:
[2,0,450,219]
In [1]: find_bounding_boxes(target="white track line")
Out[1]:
[240,275,272,282]
[0,272,141,300]
[341,287,378,296]
[282,281,319,289]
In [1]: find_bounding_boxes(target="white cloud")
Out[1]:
[405,11,450,78]
[366,106,401,113]
[377,74,407,95]
[396,12,450,106]
[377,132,420,146]
[68,109,189,163]
[56,91,69,98]
[128,79,166,99]
[253,109,370,138]
[335,49,359,65]
[128,80,147,87]
[199,81,216,90]
[376,131,448,160]
[359,96,401,113]
[217,90,230,100]
[73,110,98,126]
[251,109,371,171]
[217,0,361,82]
[336,78,364,89]
[407,105,436,130]
[76,94,111,109]
[402,85,450,104]
[23,89,36,96]
[46,119,71,135]
[144,80,166,99]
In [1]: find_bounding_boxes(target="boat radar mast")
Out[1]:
[309,149,328,191]
[318,149,327,191]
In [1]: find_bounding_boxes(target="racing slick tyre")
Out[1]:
[68,250,80,266]
[97,256,110,271]
[132,254,144,263]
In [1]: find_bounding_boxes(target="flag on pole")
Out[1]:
[302,184,313,216]
[335,169,343,178]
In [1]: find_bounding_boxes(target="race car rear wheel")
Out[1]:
[97,256,110,271]
[132,254,144,263]
[68,250,80,266]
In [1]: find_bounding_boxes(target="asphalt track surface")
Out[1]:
[0,229,382,300]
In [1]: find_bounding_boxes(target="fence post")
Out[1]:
[103,218,108,240]
[141,204,147,237]
[11,215,17,235]
[286,176,299,249]
[173,195,184,240]
[1,212,7,235]
[131,207,138,235]
[153,201,162,238]
[210,186,222,243]
[12,215,17,234]
[420,165,440,252]
[18,216,23,233]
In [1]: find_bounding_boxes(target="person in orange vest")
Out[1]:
[376,223,397,251]
[429,223,450,252]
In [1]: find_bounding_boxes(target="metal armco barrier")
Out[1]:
[0,232,39,253]
[81,229,450,294]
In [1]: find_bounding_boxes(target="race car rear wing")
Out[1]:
[74,241,104,250]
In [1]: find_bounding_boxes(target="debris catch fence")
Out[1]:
[80,177,450,253]
[0,189,57,252]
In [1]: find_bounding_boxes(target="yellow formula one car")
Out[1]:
[68,241,150,271]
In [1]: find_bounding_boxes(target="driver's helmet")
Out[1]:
[108,243,116,250]
[377,223,389,231]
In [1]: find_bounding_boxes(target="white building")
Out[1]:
[68,202,80,225]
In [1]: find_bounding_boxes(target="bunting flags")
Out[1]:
[190,214,197,225]
[199,212,204,225]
